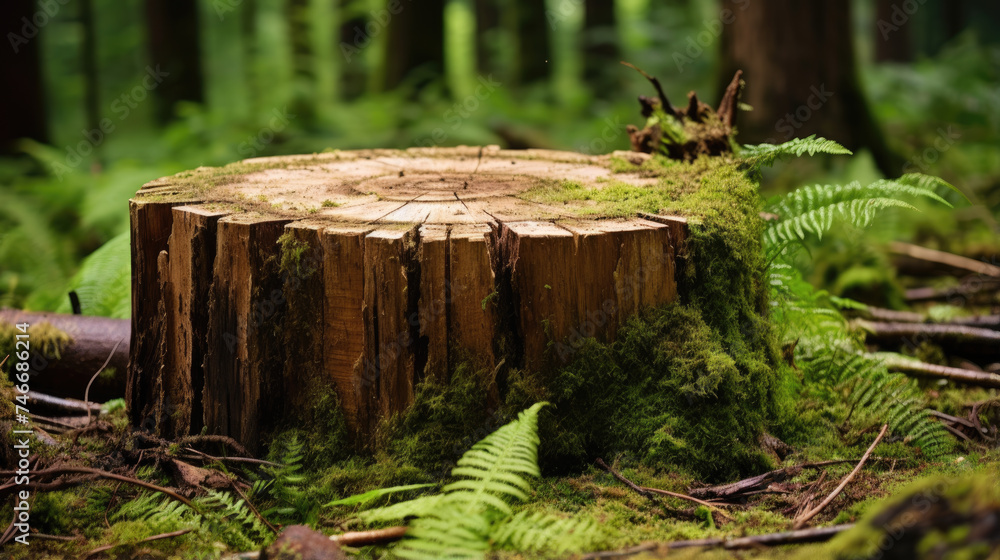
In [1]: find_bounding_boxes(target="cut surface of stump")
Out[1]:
[127,146,688,450]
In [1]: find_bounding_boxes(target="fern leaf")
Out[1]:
[326,483,435,508]
[764,177,953,246]
[491,511,608,556]
[739,135,851,170]
[360,402,548,560]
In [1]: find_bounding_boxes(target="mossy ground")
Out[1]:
[5,155,995,558]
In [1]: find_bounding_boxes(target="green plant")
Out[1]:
[760,138,956,457]
[351,403,606,559]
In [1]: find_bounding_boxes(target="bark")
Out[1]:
[718,0,904,176]
[0,310,128,403]
[145,0,205,122]
[126,147,687,451]
[0,0,48,152]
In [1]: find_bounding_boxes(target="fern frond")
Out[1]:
[359,403,548,560]
[764,178,952,246]
[53,231,131,318]
[491,510,608,556]
[739,135,851,170]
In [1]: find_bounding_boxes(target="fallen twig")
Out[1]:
[879,355,1000,389]
[329,526,408,547]
[85,337,125,424]
[889,242,1000,278]
[177,434,251,458]
[0,466,197,511]
[579,524,854,558]
[27,391,102,416]
[231,480,278,534]
[596,458,732,521]
[793,424,889,529]
[84,528,192,558]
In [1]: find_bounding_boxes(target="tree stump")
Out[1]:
[127,146,687,451]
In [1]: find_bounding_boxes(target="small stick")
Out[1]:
[638,487,733,521]
[231,480,278,534]
[620,61,678,118]
[0,354,8,369]
[178,434,252,458]
[580,524,854,558]
[2,466,197,511]
[596,459,732,521]
[329,526,408,547]
[84,528,192,557]
[85,337,125,423]
[793,424,889,529]
[182,447,282,468]
[889,241,1000,278]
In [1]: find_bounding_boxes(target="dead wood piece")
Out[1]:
[168,458,233,492]
[580,524,853,558]
[27,391,103,416]
[905,280,1000,303]
[596,458,732,521]
[0,310,129,402]
[329,526,408,547]
[889,242,1000,278]
[856,319,1000,357]
[262,525,346,560]
[881,356,1000,389]
[0,466,197,511]
[688,466,801,501]
[793,424,888,529]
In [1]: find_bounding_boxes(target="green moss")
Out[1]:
[0,321,72,361]
[278,232,310,279]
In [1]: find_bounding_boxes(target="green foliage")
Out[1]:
[324,483,435,508]
[359,403,573,560]
[739,135,852,172]
[764,175,955,247]
[490,510,608,557]
[53,230,131,318]
[256,434,318,525]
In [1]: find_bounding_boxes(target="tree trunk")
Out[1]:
[145,0,205,122]
[718,0,904,176]
[382,0,445,92]
[286,0,315,120]
[874,0,913,63]
[514,0,551,85]
[126,147,687,451]
[583,0,621,94]
[0,0,48,153]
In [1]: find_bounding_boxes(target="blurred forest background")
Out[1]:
[0,0,998,319]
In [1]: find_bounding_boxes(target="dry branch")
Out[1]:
[329,526,408,547]
[889,241,1000,278]
[580,524,854,558]
[880,355,1000,389]
[0,310,129,402]
[596,458,732,521]
[793,424,888,529]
